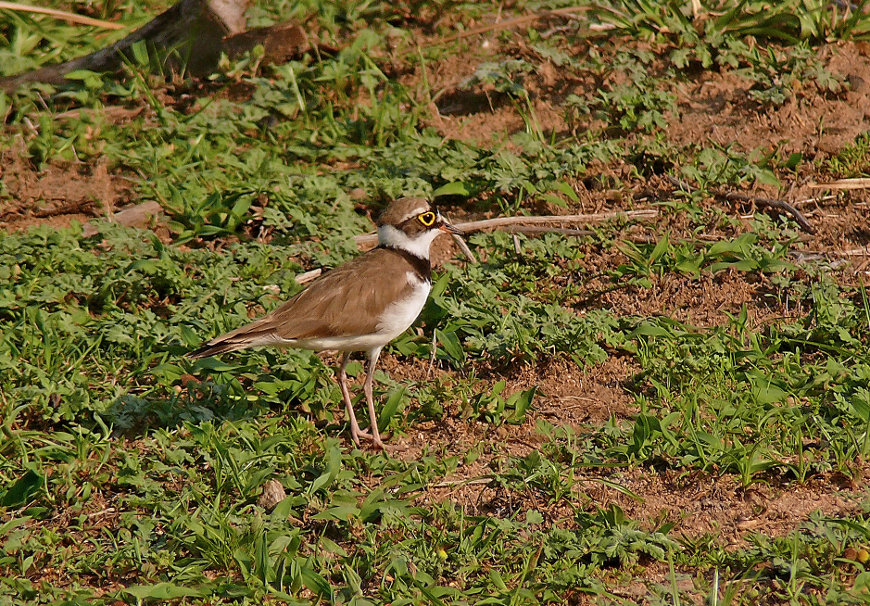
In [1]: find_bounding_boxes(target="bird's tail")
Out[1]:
[187,339,249,360]
[188,320,282,359]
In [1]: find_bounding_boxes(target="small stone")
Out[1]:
[348,188,368,201]
[258,479,286,510]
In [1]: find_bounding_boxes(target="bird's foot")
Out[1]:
[349,427,386,450]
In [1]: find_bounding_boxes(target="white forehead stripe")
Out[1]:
[396,206,430,223]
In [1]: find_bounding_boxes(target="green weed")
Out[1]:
[4,1,870,603]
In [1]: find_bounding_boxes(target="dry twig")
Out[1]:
[809,178,870,191]
[354,209,657,249]
[294,268,322,285]
[431,477,494,489]
[450,232,478,263]
[0,1,126,30]
[453,209,657,232]
[425,331,438,380]
[795,248,870,258]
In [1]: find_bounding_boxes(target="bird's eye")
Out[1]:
[418,211,436,226]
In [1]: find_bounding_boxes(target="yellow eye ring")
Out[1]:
[418,211,436,226]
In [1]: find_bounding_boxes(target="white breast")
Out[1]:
[286,272,431,354]
[375,272,432,340]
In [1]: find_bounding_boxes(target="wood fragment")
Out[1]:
[794,248,870,257]
[257,479,286,510]
[86,507,118,518]
[450,232,478,264]
[425,331,438,380]
[222,22,312,64]
[431,477,494,489]
[453,209,657,232]
[836,248,870,256]
[81,201,163,237]
[724,191,815,233]
[294,268,322,285]
[808,178,870,191]
[792,194,837,207]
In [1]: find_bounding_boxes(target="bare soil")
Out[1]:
[669,43,870,157]
[0,137,133,231]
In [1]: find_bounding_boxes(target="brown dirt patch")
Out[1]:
[669,43,870,157]
[399,30,580,146]
[379,347,639,435]
[587,269,790,329]
[505,355,638,426]
[386,401,866,550]
[591,465,866,547]
[412,36,870,163]
[0,137,131,232]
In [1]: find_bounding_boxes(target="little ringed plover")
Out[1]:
[189,197,463,448]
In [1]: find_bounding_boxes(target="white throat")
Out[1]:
[377,224,440,259]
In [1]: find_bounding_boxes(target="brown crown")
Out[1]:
[376,197,432,228]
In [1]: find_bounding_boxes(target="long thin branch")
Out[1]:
[724,191,815,233]
[809,178,870,191]
[667,175,814,233]
[0,1,126,30]
[794,248,870,257]
[353,208,657,248]
[454,209,658,232]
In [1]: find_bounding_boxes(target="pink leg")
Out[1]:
[337,352,368,445]
[363,348,384,449]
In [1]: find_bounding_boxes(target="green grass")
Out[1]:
[4,0,870,603]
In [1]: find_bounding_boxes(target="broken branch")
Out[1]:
[1,0,246,92]
[354,208,657,249]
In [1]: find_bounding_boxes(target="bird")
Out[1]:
[188,197,463,448]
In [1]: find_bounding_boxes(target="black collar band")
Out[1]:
[378,245,431,282]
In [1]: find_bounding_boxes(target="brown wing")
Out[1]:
[189,248,420,357]
[272,248,421,339]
